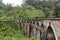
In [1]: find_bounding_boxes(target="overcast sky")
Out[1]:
[3,0,23,6]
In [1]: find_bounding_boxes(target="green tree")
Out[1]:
[55,1,60,17]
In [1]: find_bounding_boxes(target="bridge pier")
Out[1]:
[19,20,23,29]
[21,22,24,29]
[36,29,41,40]
[33,27,37,36]
[27,23,31,38]
[23,21,27,33]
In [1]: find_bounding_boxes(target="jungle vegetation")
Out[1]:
[0,0,60,40]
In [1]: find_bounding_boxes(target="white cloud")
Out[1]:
[3,0,23,6]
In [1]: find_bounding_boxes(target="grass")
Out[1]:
[0,30,37,40]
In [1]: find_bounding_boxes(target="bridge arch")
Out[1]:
[46,26,57,40]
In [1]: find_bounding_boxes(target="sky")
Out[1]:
[3,0,23,6]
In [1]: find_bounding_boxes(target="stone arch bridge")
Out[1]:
[19,18,60,40]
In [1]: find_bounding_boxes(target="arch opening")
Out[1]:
[37,22,39,25]
[41,23,44,28]
[46,26,56,40]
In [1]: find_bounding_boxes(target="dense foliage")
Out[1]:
[0,21,36,40]
[0,2,38,40]
[0,0,60,40]
[24,0,60,18]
